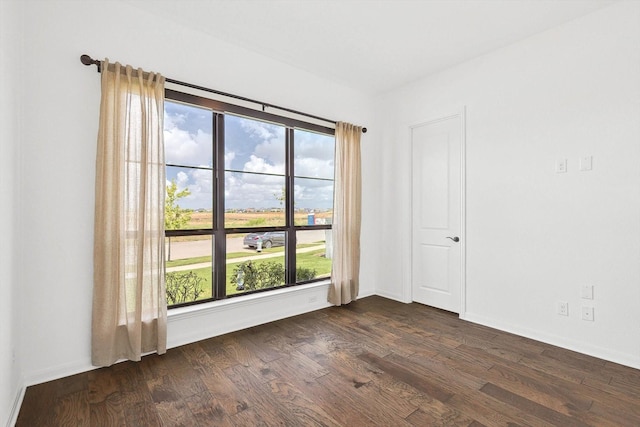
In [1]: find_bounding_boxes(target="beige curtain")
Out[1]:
[92,59,167,366]
[329,122,362,305]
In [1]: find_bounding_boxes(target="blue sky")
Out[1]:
[164,101,334,211]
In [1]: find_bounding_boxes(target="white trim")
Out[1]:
[7,385,25,427]
[459,107,467,317]
[407,108,467,317]
[375,289,407,303]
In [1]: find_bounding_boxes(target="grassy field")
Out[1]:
[170,211,332,242]
[167,248,331,305]
[181,211,332,229]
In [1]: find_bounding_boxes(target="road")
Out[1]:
[166,244,326,273]
[166,229,328,260]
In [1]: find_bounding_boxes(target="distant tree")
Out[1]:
[165,180,192,261]
[273,186,286,207]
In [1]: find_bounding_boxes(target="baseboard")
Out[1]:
[358,288,376,298]
[374,289,409,303]
[24,358,95,388]
[7,384,25,427]
[464,312,640,370]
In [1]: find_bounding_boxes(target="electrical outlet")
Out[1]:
[557,302,569,316]
[582,306,594,321]
[556,158,567,173]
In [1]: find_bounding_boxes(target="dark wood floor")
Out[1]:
[16,296,640,426]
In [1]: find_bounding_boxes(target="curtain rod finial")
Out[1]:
[80,54,95,65]
[80,54,102,72]
[362,127,367,133]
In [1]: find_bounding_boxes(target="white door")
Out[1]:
[411,114,463,313]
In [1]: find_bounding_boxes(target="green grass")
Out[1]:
[167,249,332,305]
[166,256,211,268]
[166,243,324,268]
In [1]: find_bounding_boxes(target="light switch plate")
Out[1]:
[581,285,594,300]
[580,156,593,171]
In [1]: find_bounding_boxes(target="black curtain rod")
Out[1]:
[80,54,367,133]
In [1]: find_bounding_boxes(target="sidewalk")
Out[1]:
[166,245,325,273]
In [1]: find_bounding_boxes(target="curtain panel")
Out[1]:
[92,60,167,366]
[329,122,362,305]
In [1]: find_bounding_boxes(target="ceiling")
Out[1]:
[126,0,616,95]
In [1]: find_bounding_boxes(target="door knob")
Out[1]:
[446,236,460,242]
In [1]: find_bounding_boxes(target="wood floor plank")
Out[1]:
[196,363,250,417]
[89,392,126,427]
[313,347,422,418]
[183,390,235,426]
[16,295,640,426]
[123,399,162,427]
[224,363,320,425]
[266,378,343,426]
[316,371,415,426]
[358,351,455,403]
[480,382,590,427]
[405,406,475,427]
[53,390,90,427]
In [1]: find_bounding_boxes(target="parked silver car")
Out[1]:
[243,231,286,249]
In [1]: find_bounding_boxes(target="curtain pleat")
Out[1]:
[329,122,362,306]
[92,59,167,366]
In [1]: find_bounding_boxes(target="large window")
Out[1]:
[164,90,334,308]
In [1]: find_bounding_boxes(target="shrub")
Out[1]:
[232,261,284,291]
[166,271,204,305]
[231,261,318,291]
[296,267,317,282]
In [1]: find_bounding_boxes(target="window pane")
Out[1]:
[224,115,286,228]
[294,177,333,225]
[228,232,287,296]
[296,230,332,282]
[164,101,213,168]
[166,166,213,229]
[225,171,285,227]
[225,115,285,173]
[165,235,213,306]
[294,129,334,179]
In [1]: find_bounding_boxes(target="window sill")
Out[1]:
[167,279,331,322]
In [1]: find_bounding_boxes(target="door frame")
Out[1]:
[407,108,467,318]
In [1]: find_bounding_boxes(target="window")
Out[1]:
[164,90,335,308]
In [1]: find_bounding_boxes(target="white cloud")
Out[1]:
[164,114,212,167]
[294,181,334,209]
[243,154,285,175]
[240,118,280,141]
[225,151,236,169]
[176,171,189,187]
[225,172,285,209]
[294,157,334,179]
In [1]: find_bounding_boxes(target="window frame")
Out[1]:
[164,89,335,308]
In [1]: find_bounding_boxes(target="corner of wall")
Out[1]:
[6,386,25,427]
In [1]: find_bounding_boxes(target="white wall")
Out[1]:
[16,0,376,387]
[375,1,640,368]
[0,0,23,424]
